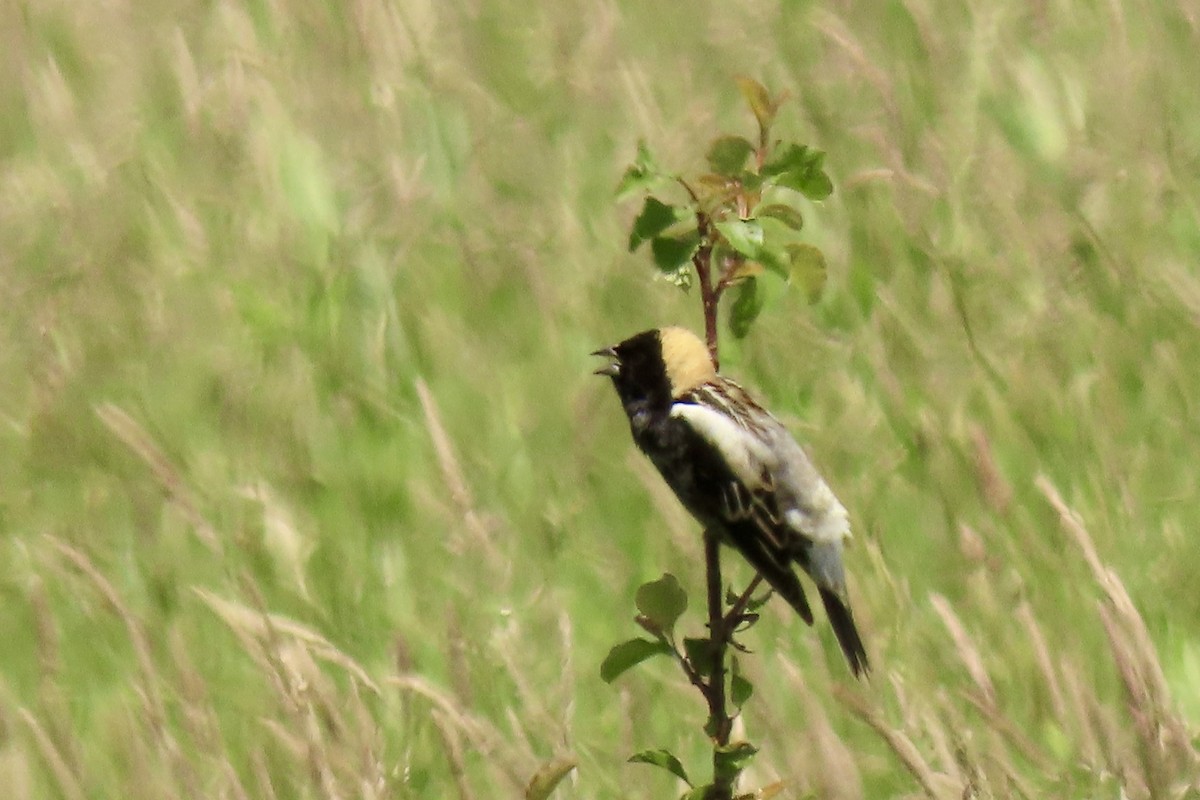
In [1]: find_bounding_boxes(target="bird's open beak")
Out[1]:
[591,346,620,377]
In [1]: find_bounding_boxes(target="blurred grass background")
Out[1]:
[2,0,1199,797]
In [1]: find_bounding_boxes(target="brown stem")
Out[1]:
[703,530,733,800]
[693,238,719,370]
[725,575,764,628]
[689,191,740,800]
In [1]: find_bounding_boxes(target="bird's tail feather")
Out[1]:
[774,573,815,625]
[819,587,870,678]
[724,523,815,624]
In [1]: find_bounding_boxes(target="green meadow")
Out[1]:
[2,1,1198,797]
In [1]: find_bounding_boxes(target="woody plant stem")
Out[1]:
[688,198,763,800]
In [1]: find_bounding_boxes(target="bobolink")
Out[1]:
[594,327,869,677]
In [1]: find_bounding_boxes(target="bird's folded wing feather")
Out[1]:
[670,401,815,623]
[669,402,773,489]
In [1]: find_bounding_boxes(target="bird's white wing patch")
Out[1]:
[784,492,850,543]
[671,402,771,489]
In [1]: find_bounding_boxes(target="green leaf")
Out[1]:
[714,219,764,259]
[761,143,813,177]
[787,243,828,302]
[739,169,765,192]
[745,587,775,612]
[756,203,804,231]
[736,76,776,131]
[524,756,578,800]
[730,658,754,708]
[651,230,700,273]
[616,140,667,201]
[707,136,755,175]
[730,673,755,708]
[786,167,833,201]
[628,749,692,786]
[635,574,688,634]
[600,639,671,683]
[754,216,803,277]
[754,244,790,278]
[629,197,687,252]
[762,144,834,201]
[713,741,759,784]
[729,277,764,339]
[683,637,715,677]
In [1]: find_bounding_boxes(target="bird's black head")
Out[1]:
[592,329,669,411]
[592,327,715,412]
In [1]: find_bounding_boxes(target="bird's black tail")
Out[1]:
[726,525,814,625]
[819,587,870,678]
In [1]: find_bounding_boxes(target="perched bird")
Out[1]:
[593,326,869,677]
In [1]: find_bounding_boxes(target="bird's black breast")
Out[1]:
[630,402,741,526]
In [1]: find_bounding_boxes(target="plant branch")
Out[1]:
[668,635,713,704]
[703,530,733,800]
[693,232,719,370]
[725,575,764,629]
[697,210,734,800]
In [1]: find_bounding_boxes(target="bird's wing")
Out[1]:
[670,400,814,624]
[669,401,772,490]
[676,384,869,677]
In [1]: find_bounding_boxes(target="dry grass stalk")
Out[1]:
[1036,479,1195,791]
[919,701,962,789]
[93,402,220,553]
[503,706,541,777]
[206,586,394,798]
[834,685,958,800]
[968,424,1013,513]
[250,748,281,800]
[166,628,222,758]
[1098,601,1167,799]
[49,539,167,726]
[555,609,575,735]
[414,378,505,572]
[389,673,526,791]
[958,690,1054,774]
[297,673,344,800]
[28,579,60,680]
[47,539,188,771]
[16,708,86,800]
[193,588,380,694]
[194,587,398,798]
[431,708,476,800]
[260,718,307,763]
[222,762,253,800]
[1057,657,1104,769]
[929,593,996,708]
[777,655,863,799]
[48,539,214,797]
[490,614,575,765]
[1015,602,1068,723]
[1037,477,1166,693]
[25,576,81,780]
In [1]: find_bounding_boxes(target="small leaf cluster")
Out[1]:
[600,574,770,799]
[618,78,832,339]
[624,743,777,800]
